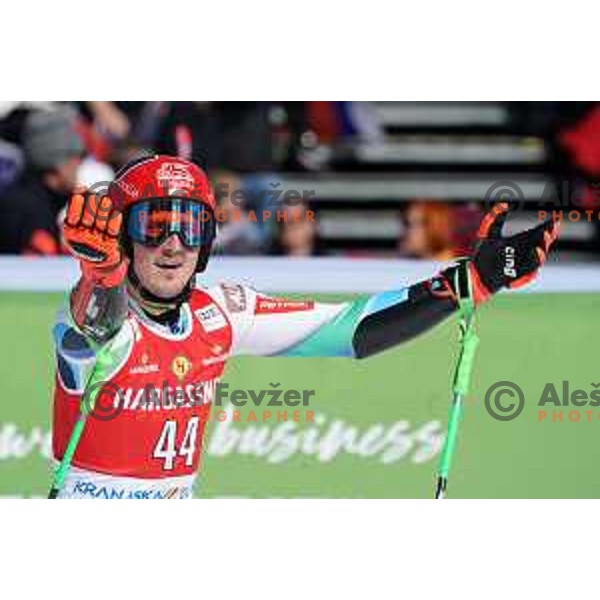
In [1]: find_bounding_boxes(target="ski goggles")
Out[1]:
[127,199,215,248]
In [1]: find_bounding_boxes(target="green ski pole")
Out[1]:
[435,260,479,499]
[48,339,119,499]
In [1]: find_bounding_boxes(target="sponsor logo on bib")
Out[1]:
[172,355,192,381]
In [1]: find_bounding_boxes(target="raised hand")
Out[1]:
[468,202,560,304]
[63,192,126,286]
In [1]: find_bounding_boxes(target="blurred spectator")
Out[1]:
[271,102,326,171]
[0,107,85,254]
[76,102,150,168]
[0,140,24,193]
[306,101,383,145]
[77,156,115,189]
[85,101,132,140]
[0,102,58,137]
[153,102,274,172]
[212,170,266,255]
[399,201,482,261]
[269,200,324,257]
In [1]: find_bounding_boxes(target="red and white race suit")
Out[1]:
[52,282,353,499]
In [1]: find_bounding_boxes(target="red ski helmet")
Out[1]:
[109,155,216,272]
[109,154,216,212]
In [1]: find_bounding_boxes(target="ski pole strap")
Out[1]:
[452,259,479,396]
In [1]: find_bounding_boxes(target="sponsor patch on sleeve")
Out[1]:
[195,303,228,332]
[220,283,247,313]
[255,296,315,315]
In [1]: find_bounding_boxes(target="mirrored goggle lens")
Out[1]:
[127,200,215,247]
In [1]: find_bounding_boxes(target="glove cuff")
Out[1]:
[467,262,493,306]
[441,261,493,307]
[81,260,127,288]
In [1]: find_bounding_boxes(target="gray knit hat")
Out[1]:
[23,107,85,171]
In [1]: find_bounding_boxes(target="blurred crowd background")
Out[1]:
[1,101,600,261]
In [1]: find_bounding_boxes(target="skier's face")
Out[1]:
[132,234,198,299]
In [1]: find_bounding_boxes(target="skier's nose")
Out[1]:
[161,233,184,254]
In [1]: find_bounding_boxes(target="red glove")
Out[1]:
[63,192,127,287]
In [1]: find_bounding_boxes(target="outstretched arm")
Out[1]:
[226,271,456,359]
[229,203,559,359]
[351,272,456,358]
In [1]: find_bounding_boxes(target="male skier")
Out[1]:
[52,155,558,499]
